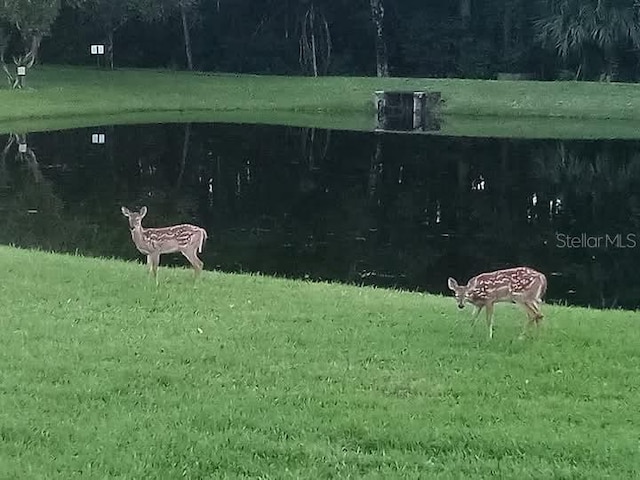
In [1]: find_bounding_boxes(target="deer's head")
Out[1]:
[447,277,468,309]
[121,206,147,230]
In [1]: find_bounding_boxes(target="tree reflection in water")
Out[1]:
[1,125,639,310]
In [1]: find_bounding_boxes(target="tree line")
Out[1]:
[1,0,640,84]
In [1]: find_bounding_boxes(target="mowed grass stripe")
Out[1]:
[2,65,640,139]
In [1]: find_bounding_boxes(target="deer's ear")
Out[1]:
[121,206,130,216]
[140,206,148,217]
[447,277,458,291]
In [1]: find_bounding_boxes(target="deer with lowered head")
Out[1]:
[121,206,208,283]
[447,266,547,339]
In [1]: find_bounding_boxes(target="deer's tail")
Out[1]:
[198,228,208,253]
[538,274,548,302]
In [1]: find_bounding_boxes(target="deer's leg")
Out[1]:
[518,301,535,338]
[524,300,543,324]
[470,304,483,325]
[518,300,543,339]
[181,248,204,278]
[485,303,495,339]
[530,278,545,322]
[149,252,160,284]
[531,300,544,323]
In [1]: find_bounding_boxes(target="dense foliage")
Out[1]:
[2,1,640,80]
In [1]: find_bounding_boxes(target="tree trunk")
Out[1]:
[503,1,511,66]
[0,134,15,188]
[28,33,42,65]
[460,0,471,28]
[180,3,193,71]
[10,33,40,88]
[176,123,191,190]
[284,0,289,38]
[370,0,389,77]
[320,14,331,75]
[575,60,582,80]
[299,4,330,76]
[368,135,383,199]
[107,30,114,69]
[0,27,7,60]
[309,7,318,77]
[0,42,9,87]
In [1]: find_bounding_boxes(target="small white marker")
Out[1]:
[91,133,105,144]
[90,44,105,55]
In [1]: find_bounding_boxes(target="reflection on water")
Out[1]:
[1,123,640,310]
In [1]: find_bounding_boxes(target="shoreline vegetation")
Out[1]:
[1,244,640,477]
[1,65,640,139]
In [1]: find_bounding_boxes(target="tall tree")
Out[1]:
[0,0,62,86]
[134,0,201,70]
[0,0,61,62]
[177,0,198,70]
[0,21,9,76]
[535,0,640,80]
[70,0,138,69]
[298,1,331,76]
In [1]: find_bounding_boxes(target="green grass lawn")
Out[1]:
[1,245,639,478]
[2,65,640,138]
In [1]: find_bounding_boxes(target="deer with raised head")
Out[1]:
[447,266,547,339]
[121,206,208,283]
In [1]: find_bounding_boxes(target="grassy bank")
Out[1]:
[1,65,640,138]
[1,245,639,478]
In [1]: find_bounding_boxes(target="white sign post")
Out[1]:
[15,65,26,88]
[91,133,106,144]
[90,44,106,67]
[90,44,105,55]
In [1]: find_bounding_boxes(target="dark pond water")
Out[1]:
[1,123,640,310]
